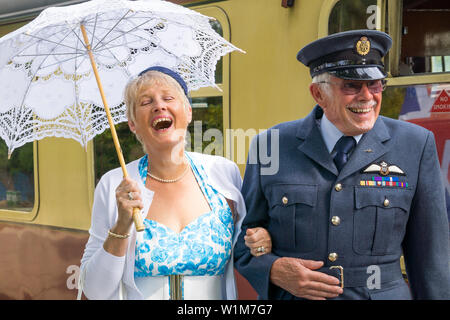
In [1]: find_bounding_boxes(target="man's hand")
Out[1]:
[270,257,343,300]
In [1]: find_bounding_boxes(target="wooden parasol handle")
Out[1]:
[80,24,145,232]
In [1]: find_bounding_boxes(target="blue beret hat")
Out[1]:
[138,66,190,98]
[297,29,392,80]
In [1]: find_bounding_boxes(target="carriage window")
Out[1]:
[328,0,379,34]
[399,0,450,75]
[187,17,225,157]
[0,22,36,214]
[187,97,224,156]
[0,141,35,212]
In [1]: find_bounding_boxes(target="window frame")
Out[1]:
[386,0,450,86]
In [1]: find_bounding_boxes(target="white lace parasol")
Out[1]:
[0,0,244,158]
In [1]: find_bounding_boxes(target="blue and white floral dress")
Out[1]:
[133,153,234,299]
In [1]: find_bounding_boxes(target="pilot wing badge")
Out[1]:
[363,161,405,176]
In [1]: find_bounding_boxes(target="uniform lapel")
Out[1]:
[338,117,391,180]
[296,106,339,176]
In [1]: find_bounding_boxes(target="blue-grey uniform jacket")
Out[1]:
[234,106,450,300]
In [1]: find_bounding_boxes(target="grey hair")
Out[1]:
[312,72,333,99]
[123,70,191,124]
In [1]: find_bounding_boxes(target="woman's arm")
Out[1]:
[80,174,142,300]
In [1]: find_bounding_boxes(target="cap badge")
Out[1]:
[356,36,370,56]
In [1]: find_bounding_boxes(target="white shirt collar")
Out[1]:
[320,113,362,153]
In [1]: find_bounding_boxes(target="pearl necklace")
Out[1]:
[147,163,190,183]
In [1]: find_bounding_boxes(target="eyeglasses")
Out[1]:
[317,79,387,95]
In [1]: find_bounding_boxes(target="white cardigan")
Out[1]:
[78,152,246,300]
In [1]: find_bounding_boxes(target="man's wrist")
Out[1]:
[269,257,285,286]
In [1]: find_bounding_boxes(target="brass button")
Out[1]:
[331,216,341,226]
[328,252,338,262]
[335,183,343,191]
[383,198,390,207]
[282,196,288,205]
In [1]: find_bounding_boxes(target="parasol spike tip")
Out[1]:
[8,150,12,160]
[212,83,223,92]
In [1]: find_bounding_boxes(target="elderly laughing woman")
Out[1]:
[78,66,271,300]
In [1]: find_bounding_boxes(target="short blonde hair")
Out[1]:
[124,70,191,124]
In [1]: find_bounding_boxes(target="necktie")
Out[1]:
[333,136,356,171]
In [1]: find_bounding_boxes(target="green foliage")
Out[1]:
[0,140,34,210]
[380,87,406,119]
[0,140,33,175]
[188,97,223,153]
[93,122,144,184]
[209,19,223,83]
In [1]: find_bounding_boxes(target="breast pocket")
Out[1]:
[353,187,411,256]
[267,184,317,253]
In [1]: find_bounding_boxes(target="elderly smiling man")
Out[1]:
[234,30,450,300]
